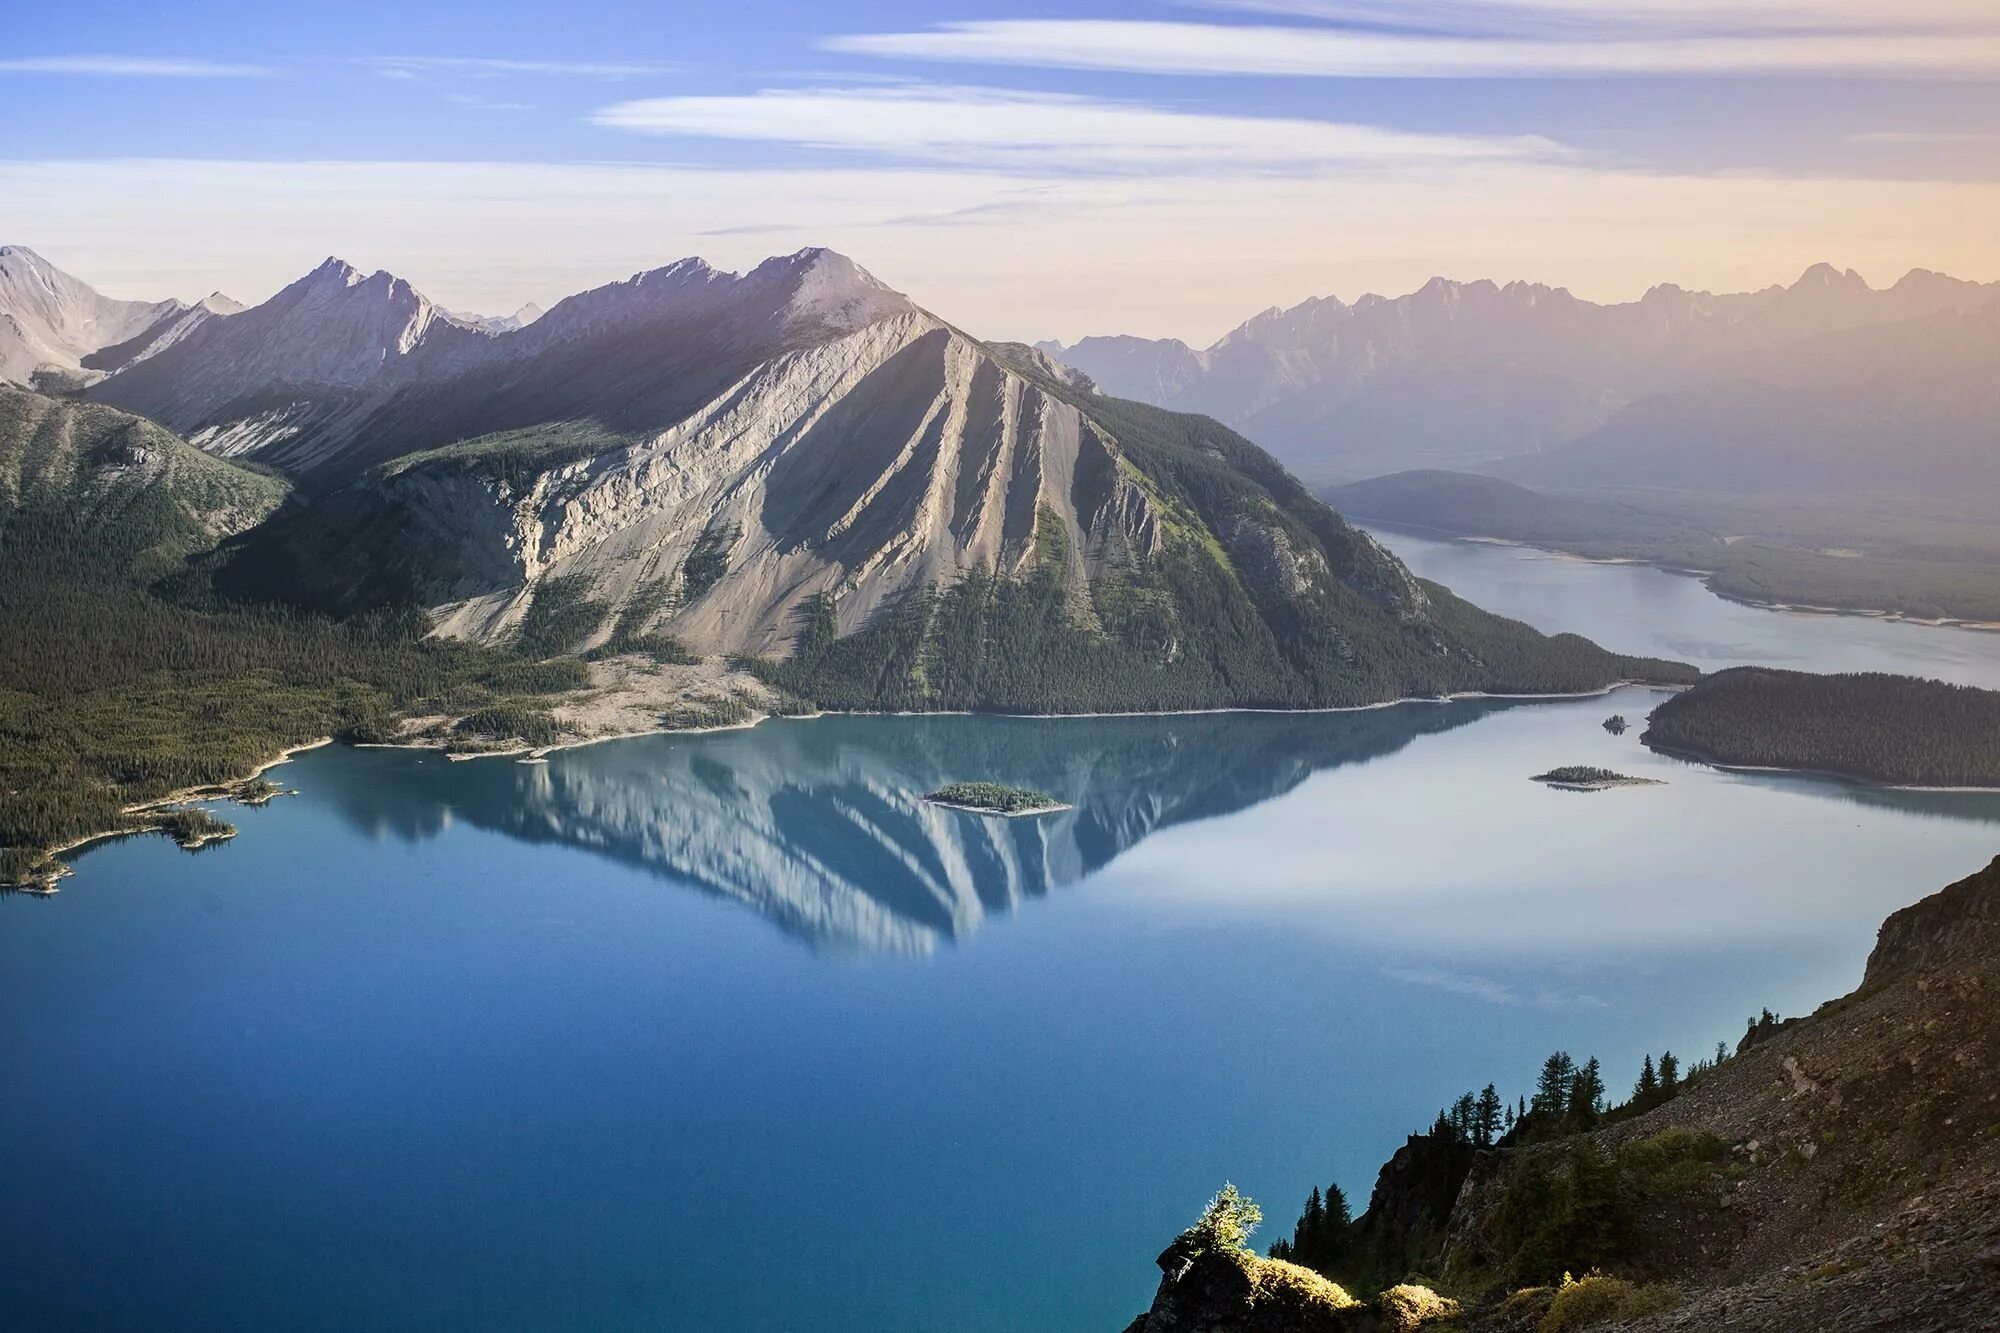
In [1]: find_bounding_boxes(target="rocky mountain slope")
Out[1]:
[0,246,213,390]
[1122,855,2000,1331]
[58,246,1672,710]
[1040,265,2000,486]
[0,244,1691,714]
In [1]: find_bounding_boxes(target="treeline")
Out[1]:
[0,537,582,872]
[1271,1035,1740,1290]
[1644,667,2000,787]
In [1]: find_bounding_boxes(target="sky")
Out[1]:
[5,0,2000,343]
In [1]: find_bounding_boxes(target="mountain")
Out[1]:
[87,247,918,473]
[1040,265,2000,486]
[445,301,544,334]
[0,246,202,389]
[149,249,1686,710]
[0,385,286,577]
[1493,300,2000,496]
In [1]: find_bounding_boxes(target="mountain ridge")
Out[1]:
[1037,264,2000,484]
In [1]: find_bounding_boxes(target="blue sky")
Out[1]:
[6,0,1999,340]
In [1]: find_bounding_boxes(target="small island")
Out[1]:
[924,782,1071,817]
[1602,714,1628,735]
[152,808,239,849]
[1532,765,1663,791]
[1644,667,2000,788]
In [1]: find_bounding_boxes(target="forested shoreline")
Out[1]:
[1643,667,2000,788]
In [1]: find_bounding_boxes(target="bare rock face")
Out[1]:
[0,245,192,386]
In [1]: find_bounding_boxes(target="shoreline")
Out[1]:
[3,738,331,895]
[1640,735,2000,794]
[1357,519,2000,635]
[9,682,1677,892]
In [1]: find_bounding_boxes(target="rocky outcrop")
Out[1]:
[1433,856,2000,1331]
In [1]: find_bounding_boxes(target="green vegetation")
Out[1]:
[1532,766,1658,788]
[1270,1036,1741,1297]
[657,692,757,731]
[1184,1183,1264,1257]
[926,781,1064,814]
[1601,715,1627,735]
[515,574,609,658]
[152,807,235,848]
[380,419,633,488]
[681,524,739,602]
[1644,667,2000,787]
[586,579,699,664]
[0,392,588,882]
[1539,1273,1680,1333]
[1331,470,2000,624]
[454,706,564,748]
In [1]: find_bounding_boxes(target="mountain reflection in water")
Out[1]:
[325,703,1517,952]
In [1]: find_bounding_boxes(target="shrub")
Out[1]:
[1539,1273,1679,1333]
[1377,1282,1461,1331]
[1248,1255,1361,1316]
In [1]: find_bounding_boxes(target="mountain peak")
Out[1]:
[1794,262,1867,292]
[302,256,366,289]
[756,247,912,334]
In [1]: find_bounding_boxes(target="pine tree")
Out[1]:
[1323,1183,1351,1231]
[1568,1056,1605,1125]
[1659,1050,1680,1094]
[1533,1051,1576,1119]
[1634,1053,1659,1102]
[1474,1084,1503,1148]
[1451,1092,1478,1143]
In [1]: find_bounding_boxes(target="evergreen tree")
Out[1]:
[1634,1053,1659,1102]
[1659,1050,1680,1094]
[1567,1057,1605,1125]
[1532,1051,1576,1119]
[1474,1084,1503,1148]
[1450,1092,1478,1143]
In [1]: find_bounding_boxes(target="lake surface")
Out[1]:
[1368,524,2000,689]
[8,538,2000,1333]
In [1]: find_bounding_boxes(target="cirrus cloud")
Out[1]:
[589,83,1566,172]
[824,11,2000,78]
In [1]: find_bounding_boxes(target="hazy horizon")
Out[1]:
[8,0,2000,342]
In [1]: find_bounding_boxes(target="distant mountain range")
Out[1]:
[1038,264,2000,494]
[0,245,1680,712]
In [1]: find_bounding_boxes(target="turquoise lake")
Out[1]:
[6,534,2000,1332]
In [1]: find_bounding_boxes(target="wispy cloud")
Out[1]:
[0,55,273,77]
[590,83,1564,172]
[1189,0,1991,39]
[364,56,676,79]
[824,9,2000,78]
